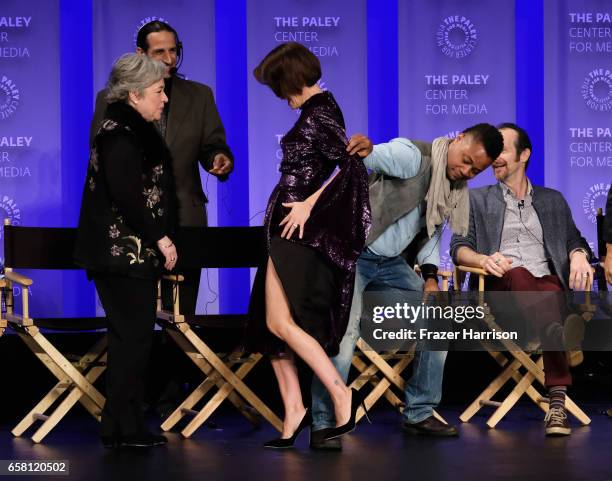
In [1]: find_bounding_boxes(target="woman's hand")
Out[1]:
[157,236,178,271]
[280,201,313,239]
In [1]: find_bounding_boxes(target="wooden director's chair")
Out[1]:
[0,278,7,338]
[350,268,453,423]
[2,219,107,443]
[157,227,282,437]
[453,264,592,428]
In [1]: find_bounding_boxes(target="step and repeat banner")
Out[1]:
[246,0,368,228]
[92,0,220,314]
[1,1,63,316]
[544,0,611,252]
[0,1,608,317]
[399,0,516,271]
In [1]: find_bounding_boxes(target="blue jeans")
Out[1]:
[311,248,448,430]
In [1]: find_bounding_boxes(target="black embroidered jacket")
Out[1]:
[74,102,177,279]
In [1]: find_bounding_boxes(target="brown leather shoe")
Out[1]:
[402,416,458,437]
[310,428,342,451]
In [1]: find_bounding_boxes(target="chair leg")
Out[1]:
[351,354,406,410]
[181,357,262,438]
[161,377,214,432]
[22,328,105,407]
[356,339,406,390]
[508,350,591,425]
[162,330,263,430]
[351,353,412,421]
[460,355,523,423]
[31,353,107,443]
[461,349,550,425]
[566,396,592,425]
[487,368,536,428]
[12,335,106,439]
[179,325,282,432]
[351,349,447,424]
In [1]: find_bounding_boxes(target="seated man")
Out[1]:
[450,123,592,437]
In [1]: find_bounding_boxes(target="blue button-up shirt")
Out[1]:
[364,138,441,266]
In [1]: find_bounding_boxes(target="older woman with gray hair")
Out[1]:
[74,53,178,449]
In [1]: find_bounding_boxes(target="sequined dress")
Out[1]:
[246,91,371,356]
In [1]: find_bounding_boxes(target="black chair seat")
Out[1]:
[32,317,107,331]
[188,314,248,329]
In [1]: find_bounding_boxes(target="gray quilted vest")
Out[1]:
[366,140,432,245]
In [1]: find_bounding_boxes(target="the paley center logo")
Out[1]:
[0,196,21,239]
[0,76,19,121]
[436,15,477,59]
[581,68,612,112]
[133,15,169,45]
[582,182,610,223]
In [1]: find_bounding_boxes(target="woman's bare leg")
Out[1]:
[270,352,307,438]
[265,258,352,427]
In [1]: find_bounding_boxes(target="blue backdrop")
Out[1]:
[1,0,605,318]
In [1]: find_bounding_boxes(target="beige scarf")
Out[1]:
[425,137,470,237]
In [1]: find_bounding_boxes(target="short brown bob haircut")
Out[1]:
[253,42,321,99]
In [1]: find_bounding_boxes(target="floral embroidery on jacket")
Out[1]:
[143,185,162,209]
[101,119,118,131]
[123,236,146,264]
[110,244,125,257]
[152,165,163,182]
[123,236,158,265]
[109,224,120,239]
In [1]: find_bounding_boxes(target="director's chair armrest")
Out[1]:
[162,274,185,283]
[157,273,185,320]
[454,265,488,292]
[414,265,454,292]
[3,270,34,325]
[5,270,33,287]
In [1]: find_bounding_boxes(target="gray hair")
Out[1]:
[105,53,166,103]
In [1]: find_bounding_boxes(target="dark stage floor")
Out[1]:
[1,404,612,481]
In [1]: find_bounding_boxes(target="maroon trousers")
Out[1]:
[487,267,571,387]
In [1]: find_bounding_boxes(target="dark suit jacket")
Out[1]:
[450,183,591,290]
[91,77,233,227]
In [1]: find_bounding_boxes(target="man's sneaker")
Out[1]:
[309,428,342,451]
[544,407,571,436]
[402,416,458,437]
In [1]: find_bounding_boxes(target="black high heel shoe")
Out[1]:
[323,388,370,441]
[263,409,311,449]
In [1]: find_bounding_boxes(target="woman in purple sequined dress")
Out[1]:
[246,43,371,447]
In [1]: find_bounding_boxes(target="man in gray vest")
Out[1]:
[309,124,504,450]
